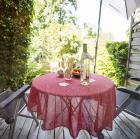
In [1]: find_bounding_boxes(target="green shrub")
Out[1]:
[97,41,128,86]
[0,0,33,90]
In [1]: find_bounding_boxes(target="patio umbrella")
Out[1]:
[94,0,140,72]
[101,0,140,19]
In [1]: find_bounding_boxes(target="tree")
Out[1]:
[25,0,80,83]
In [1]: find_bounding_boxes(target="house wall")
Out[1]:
[126,14,140,89]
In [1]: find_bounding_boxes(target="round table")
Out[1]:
[28,72,116,138]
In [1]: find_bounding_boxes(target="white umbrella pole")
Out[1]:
[94,0,102,73]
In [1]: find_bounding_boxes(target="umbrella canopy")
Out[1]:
[101,0,140,19]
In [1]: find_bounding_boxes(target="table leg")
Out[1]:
[54,96,56,139]
[54,128,55,139]
[63,128,65,139]
[41,123,45,130]
[98,131,104,139]
[90,135,92,139]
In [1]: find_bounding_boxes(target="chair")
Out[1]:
[0,84,39,139]
[116,77,140,118]
[115,17,140,119]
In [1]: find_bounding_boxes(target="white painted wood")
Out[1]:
[129,64,140,71]
[133,24,140,31]
[128,70,140,78]
[130,57,140,62]
[130,53,140,57]
[131,39,140,45]
[126,81,139,90]
[132,32,140,38]
[131,49,140,53]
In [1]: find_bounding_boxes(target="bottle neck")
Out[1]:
[83,44,87,53]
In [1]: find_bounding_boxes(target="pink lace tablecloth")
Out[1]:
[28,72,116,138]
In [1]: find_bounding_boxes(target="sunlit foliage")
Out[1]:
[0,0,128,90]
[97,41,128,86]
[25,0,96,83]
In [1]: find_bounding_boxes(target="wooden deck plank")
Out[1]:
[13,109,29,139]
[13,116,27,139]
[54,127,65,139]
[63,128,73,139]
[17,117,33,139]
[103,130,112,139]
[42,127,65,139]
[28,120,40,139]
[101,130,111,139]
[114,120,130,139]
[37,122,50,139]
[82,130,94,139]
[122,112,140,129]
[115,116,138,139]
[1,126,10,139]
[0,120,9,139]
[0,125,9,139]
[122,114,140,131]
[106,120,129,139]
[0,111,140,139]
[120,113,140,138]
[0,118,4,125]
[0,119,4,128]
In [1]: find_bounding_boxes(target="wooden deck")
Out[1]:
[0,108,140,139]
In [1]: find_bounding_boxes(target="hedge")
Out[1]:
[0,0,33,91]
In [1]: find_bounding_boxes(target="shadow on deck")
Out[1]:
[0,108,140,139]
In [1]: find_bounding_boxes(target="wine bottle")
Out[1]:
[80,43,93,86]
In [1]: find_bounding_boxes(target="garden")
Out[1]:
[0,0,129,91]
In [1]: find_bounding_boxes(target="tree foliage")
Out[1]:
[0,0,128,90]
[0,0,34,90]
[24,0,84,83]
